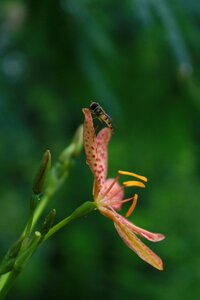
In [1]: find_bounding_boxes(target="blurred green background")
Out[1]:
[1,0,200,299]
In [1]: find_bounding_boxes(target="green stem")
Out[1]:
[0,271,19,300]
[44,201,96,241]
[0,128,84,298]
[31,195,49,231]
[0,198,49,297]
[0,232,41,299]
[0,274,9,291]
[23,211,34,239]
[0,202,96,298]
[44,215,73,240]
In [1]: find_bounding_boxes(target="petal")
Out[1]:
[100,208,164,270]
[96,128,112,181]
[114,222,164,270]
[112,212,165,242]
[83,108,108,192]
[101,178,124,210]
[124,222,165,242]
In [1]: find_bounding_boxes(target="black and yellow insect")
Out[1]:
[89,102,113,131]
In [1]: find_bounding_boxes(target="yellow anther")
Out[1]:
[123,181,146,188]
[125,194,138,218]
[118,170,147,182]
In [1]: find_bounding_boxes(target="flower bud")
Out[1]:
[0,258,15,275]
[5,236,24,260]
[40,209,56,236]
[32,150,51,195]
[0,237,24,275]
[14,231,41,272]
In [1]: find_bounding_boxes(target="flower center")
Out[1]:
[98,170,147,217]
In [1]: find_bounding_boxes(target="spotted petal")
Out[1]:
[83,108,112,194]
[112,212,165,242]
[96,128,112,182]
[114,222,164,270]
[100,207,164,270]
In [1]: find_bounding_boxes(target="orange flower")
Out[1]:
[83,108,165,270]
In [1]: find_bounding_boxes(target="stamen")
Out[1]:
[118,170,147,182]
[102,174,120,197]
[123,181,146,188]
[108,196,134,206]
[125,194,138,217]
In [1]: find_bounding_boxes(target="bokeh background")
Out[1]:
[0,0,200,299]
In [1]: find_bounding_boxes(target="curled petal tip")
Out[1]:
[155,234,165,242]
[82,108,89,113]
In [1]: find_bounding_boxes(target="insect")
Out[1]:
[89,102,113,131]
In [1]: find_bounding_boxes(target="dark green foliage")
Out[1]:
[0,0,200,299]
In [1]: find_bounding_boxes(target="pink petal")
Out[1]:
[83,108,107,192]
[96,128,112,181]
[101,178,124,210]
[114,222,164,270]
[101,207,164,270]
[125,222,165,242]
[101,208,164,242]
[112,212,165,242]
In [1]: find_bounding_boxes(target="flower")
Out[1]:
[83,108,165,270]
